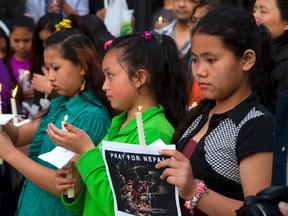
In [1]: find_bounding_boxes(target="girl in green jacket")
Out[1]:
[47,30,189,215]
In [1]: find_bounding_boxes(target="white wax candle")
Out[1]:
[10,98,18,124]
[65,162,75,198]
[22,70,31,91]
[61,115,74,198]
[104,0,108,8]
[135,106,146,146]
[11,85,18,124]
[61,115,68,132]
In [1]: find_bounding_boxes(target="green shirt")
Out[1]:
[62,105,174,216]
[16,90,111,216]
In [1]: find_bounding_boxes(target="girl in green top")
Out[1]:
[0,16,112,216]
[47,31,189,215]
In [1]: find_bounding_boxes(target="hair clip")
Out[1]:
[104,40,113,51]
[143,31,152,40]
[150,30,163,44]
[55,18,72,31]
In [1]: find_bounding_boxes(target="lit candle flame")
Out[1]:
[137,106,142,112]
[191,102,198,108]
[24,70,30,75]
[63,115,68,121]
[158,16,163,23]
[12,85,18,98]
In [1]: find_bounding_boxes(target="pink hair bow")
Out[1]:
[143,31,152,40]
[104,40,113,51]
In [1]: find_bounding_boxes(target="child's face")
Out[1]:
[0,37,8,61]
[10,27,33,60]
[102,49,140,111]
[191,33,250,102]
[43,47,84,98]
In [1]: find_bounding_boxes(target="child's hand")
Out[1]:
[279,202,288,216]
[55,161,81,197]
[32,74,53,94]
[155,149,196,201]
[24,89,34,101]
[47,123,95,155]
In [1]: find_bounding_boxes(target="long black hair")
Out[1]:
[108,31,189,128]
[173,6,277,142]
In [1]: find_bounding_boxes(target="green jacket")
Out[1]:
[62,105,174,216]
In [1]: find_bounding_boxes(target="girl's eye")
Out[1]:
[108,73,113,78]
[41,65,49,73]
[207,59,216,63]
[53,66,60,71]
[191,58,197,63]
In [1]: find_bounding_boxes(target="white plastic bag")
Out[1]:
[104,0,133,37]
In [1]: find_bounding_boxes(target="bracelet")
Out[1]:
[184,179,208,215]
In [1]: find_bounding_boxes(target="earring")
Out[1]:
[80,78,86,91]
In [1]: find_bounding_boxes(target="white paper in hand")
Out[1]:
[38,146,75,169]
[0,114,21,125]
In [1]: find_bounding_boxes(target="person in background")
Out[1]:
[25,0,89,23]
[0,60,19,216]
[159,0,201,56]
[184,0,224,107]
[6,15,35,116]
[264,89,288,216]
[30,13,63,110]
[271,90,288,187]
[253,0,288,95]
[0,17,112,216]
[89,0,106,21]
[156,6,277,215]
[89,0,135,21]
[0,0,25,27]
[48,30,189,216]
[0,26,10,63]
[152,0,175,29]
[82,14,115,58]
[0,60,13,114]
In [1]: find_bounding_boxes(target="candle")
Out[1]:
[61,114,75,198]
[61,115,68,132]
[22,70,31,91]
[11,85,18,124]
[65,161,75,198]
[191,102,198,108]
[135,106,146,146]
[104,0,108,8]
[0,84,3,164]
